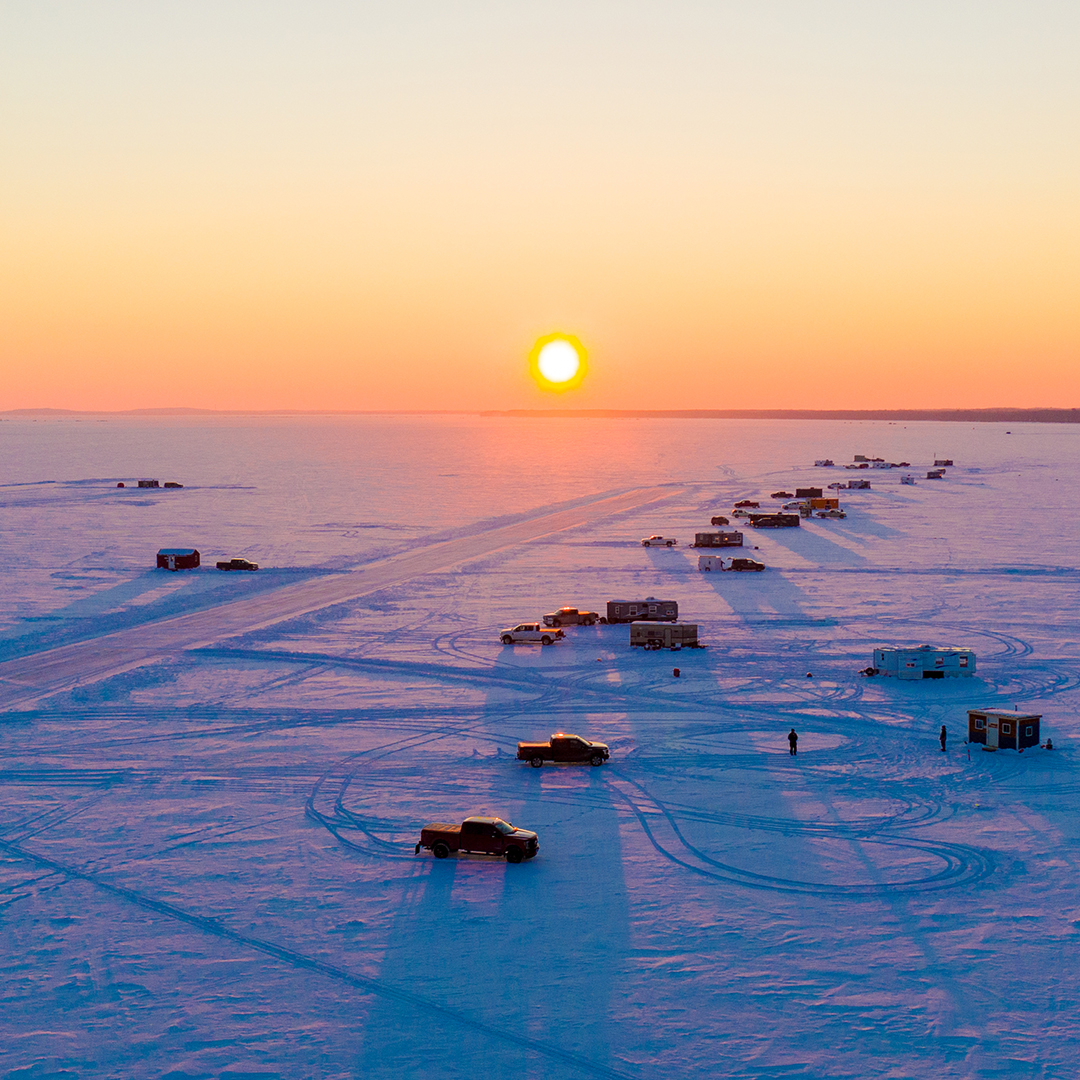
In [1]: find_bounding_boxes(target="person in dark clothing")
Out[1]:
[788,728,798,756]
[940,725,947,752]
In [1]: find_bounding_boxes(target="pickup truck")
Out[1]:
[415,817,538,863]
[500,623,565,645]
[542,607,599,627]
[517,732,610,767]
[216,558,259,571]
[641,535,677,547]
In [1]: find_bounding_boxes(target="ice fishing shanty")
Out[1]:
[968,709,1040,751]
[872,645,975,679]
[157,548,200,571]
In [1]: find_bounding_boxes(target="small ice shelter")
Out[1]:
[873,645,975,679]
[157,548,200,571]
[968,709,1040,750]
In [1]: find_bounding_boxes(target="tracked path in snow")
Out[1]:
[0,485,680,710]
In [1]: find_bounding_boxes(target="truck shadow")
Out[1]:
[353,753,630,1079]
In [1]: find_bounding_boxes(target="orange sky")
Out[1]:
[2,3,1078,411]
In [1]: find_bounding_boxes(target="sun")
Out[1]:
[528,333,588,393]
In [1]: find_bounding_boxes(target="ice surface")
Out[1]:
[1,415,1079,1077]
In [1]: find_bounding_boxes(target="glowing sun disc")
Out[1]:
[537,340,580,383]
[528,333,588,393]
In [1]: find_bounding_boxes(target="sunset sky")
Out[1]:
[2,2,1077,411]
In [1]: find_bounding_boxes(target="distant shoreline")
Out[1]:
[3,407,1079,423]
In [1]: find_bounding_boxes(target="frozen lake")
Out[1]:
[1,414,1079,1077]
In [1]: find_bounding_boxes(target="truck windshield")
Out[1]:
[494,820,516,835]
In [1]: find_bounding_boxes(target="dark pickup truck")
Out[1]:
[517,732,610,767]
[216,558,259,571]
[415,817,538,863]
[542,607,599,627]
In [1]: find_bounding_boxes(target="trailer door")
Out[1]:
[986,716,999,748]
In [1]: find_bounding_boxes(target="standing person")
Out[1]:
[940,725,947,753]
[788,728,798,756]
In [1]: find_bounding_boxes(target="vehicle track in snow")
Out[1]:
[308,730,995,897]
[0,834,641,1080]
[0,484,683,710]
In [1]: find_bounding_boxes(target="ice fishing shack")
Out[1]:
[157,548,200,571]
[967,709,1040,750]
[872,645,975,679]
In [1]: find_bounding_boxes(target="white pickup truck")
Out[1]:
[500,623,566,645]
[640,535,677,547]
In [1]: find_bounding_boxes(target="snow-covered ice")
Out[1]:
[1,414,1079,1077]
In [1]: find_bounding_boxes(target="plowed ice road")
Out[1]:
[0,485,678,710]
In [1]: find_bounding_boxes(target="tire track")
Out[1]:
[0,835,639,1080]
[0,484,683,710]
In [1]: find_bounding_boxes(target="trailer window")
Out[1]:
[934,657,944,666]
[1025,726,1033,737]
[1001,723,1011,735]
[973,717,985,730]
[959,656,969,667]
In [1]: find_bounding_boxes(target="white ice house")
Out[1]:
[872,645,975,679]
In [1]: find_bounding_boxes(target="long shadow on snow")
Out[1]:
[352,706,632,1078]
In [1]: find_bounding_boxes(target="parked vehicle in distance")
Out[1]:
[500,623,565,645]
[710,516,730,526]
[728,557,765,571]
[734,500,760,508]
[771,491,794,499]
[816,509,846,519]
[814,459,835,467]
[606,598,678,623]
[517,732,610,767]
[731,509,752,519]
[216,558,259,571]
[542,607,599,627]
[630,622,700,650]
[415,817,538,863]
[927,469,946,479]
[641,535,677,547]
[900,475,916,485]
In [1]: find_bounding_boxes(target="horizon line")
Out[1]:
[3,407,1080,423]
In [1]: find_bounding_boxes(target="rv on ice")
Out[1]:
[630,622,700,650]
[606,598,678,623]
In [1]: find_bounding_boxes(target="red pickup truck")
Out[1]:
[517,732,610,767]
[415,817,539,863]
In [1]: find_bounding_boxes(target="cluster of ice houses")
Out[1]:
[869,645,1043,751]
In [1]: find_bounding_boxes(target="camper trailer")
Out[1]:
[606,598,678,623]
[693,530,743,548]
[967,709,1040,751]
[872,645,975,679]
[630,622,699,650]
[749,513,800,528]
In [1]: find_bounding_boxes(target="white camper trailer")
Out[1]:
[872,645,975,679]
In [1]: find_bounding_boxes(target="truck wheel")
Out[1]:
[501,634,513,645]
[590,754,604,767]
[541,635,552,645]
[552,619,561,627]
[599,617,608,624]
[432,842,450,859]
[530,756,543,768]
[666,540,674,547]
[506,847,523,864]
